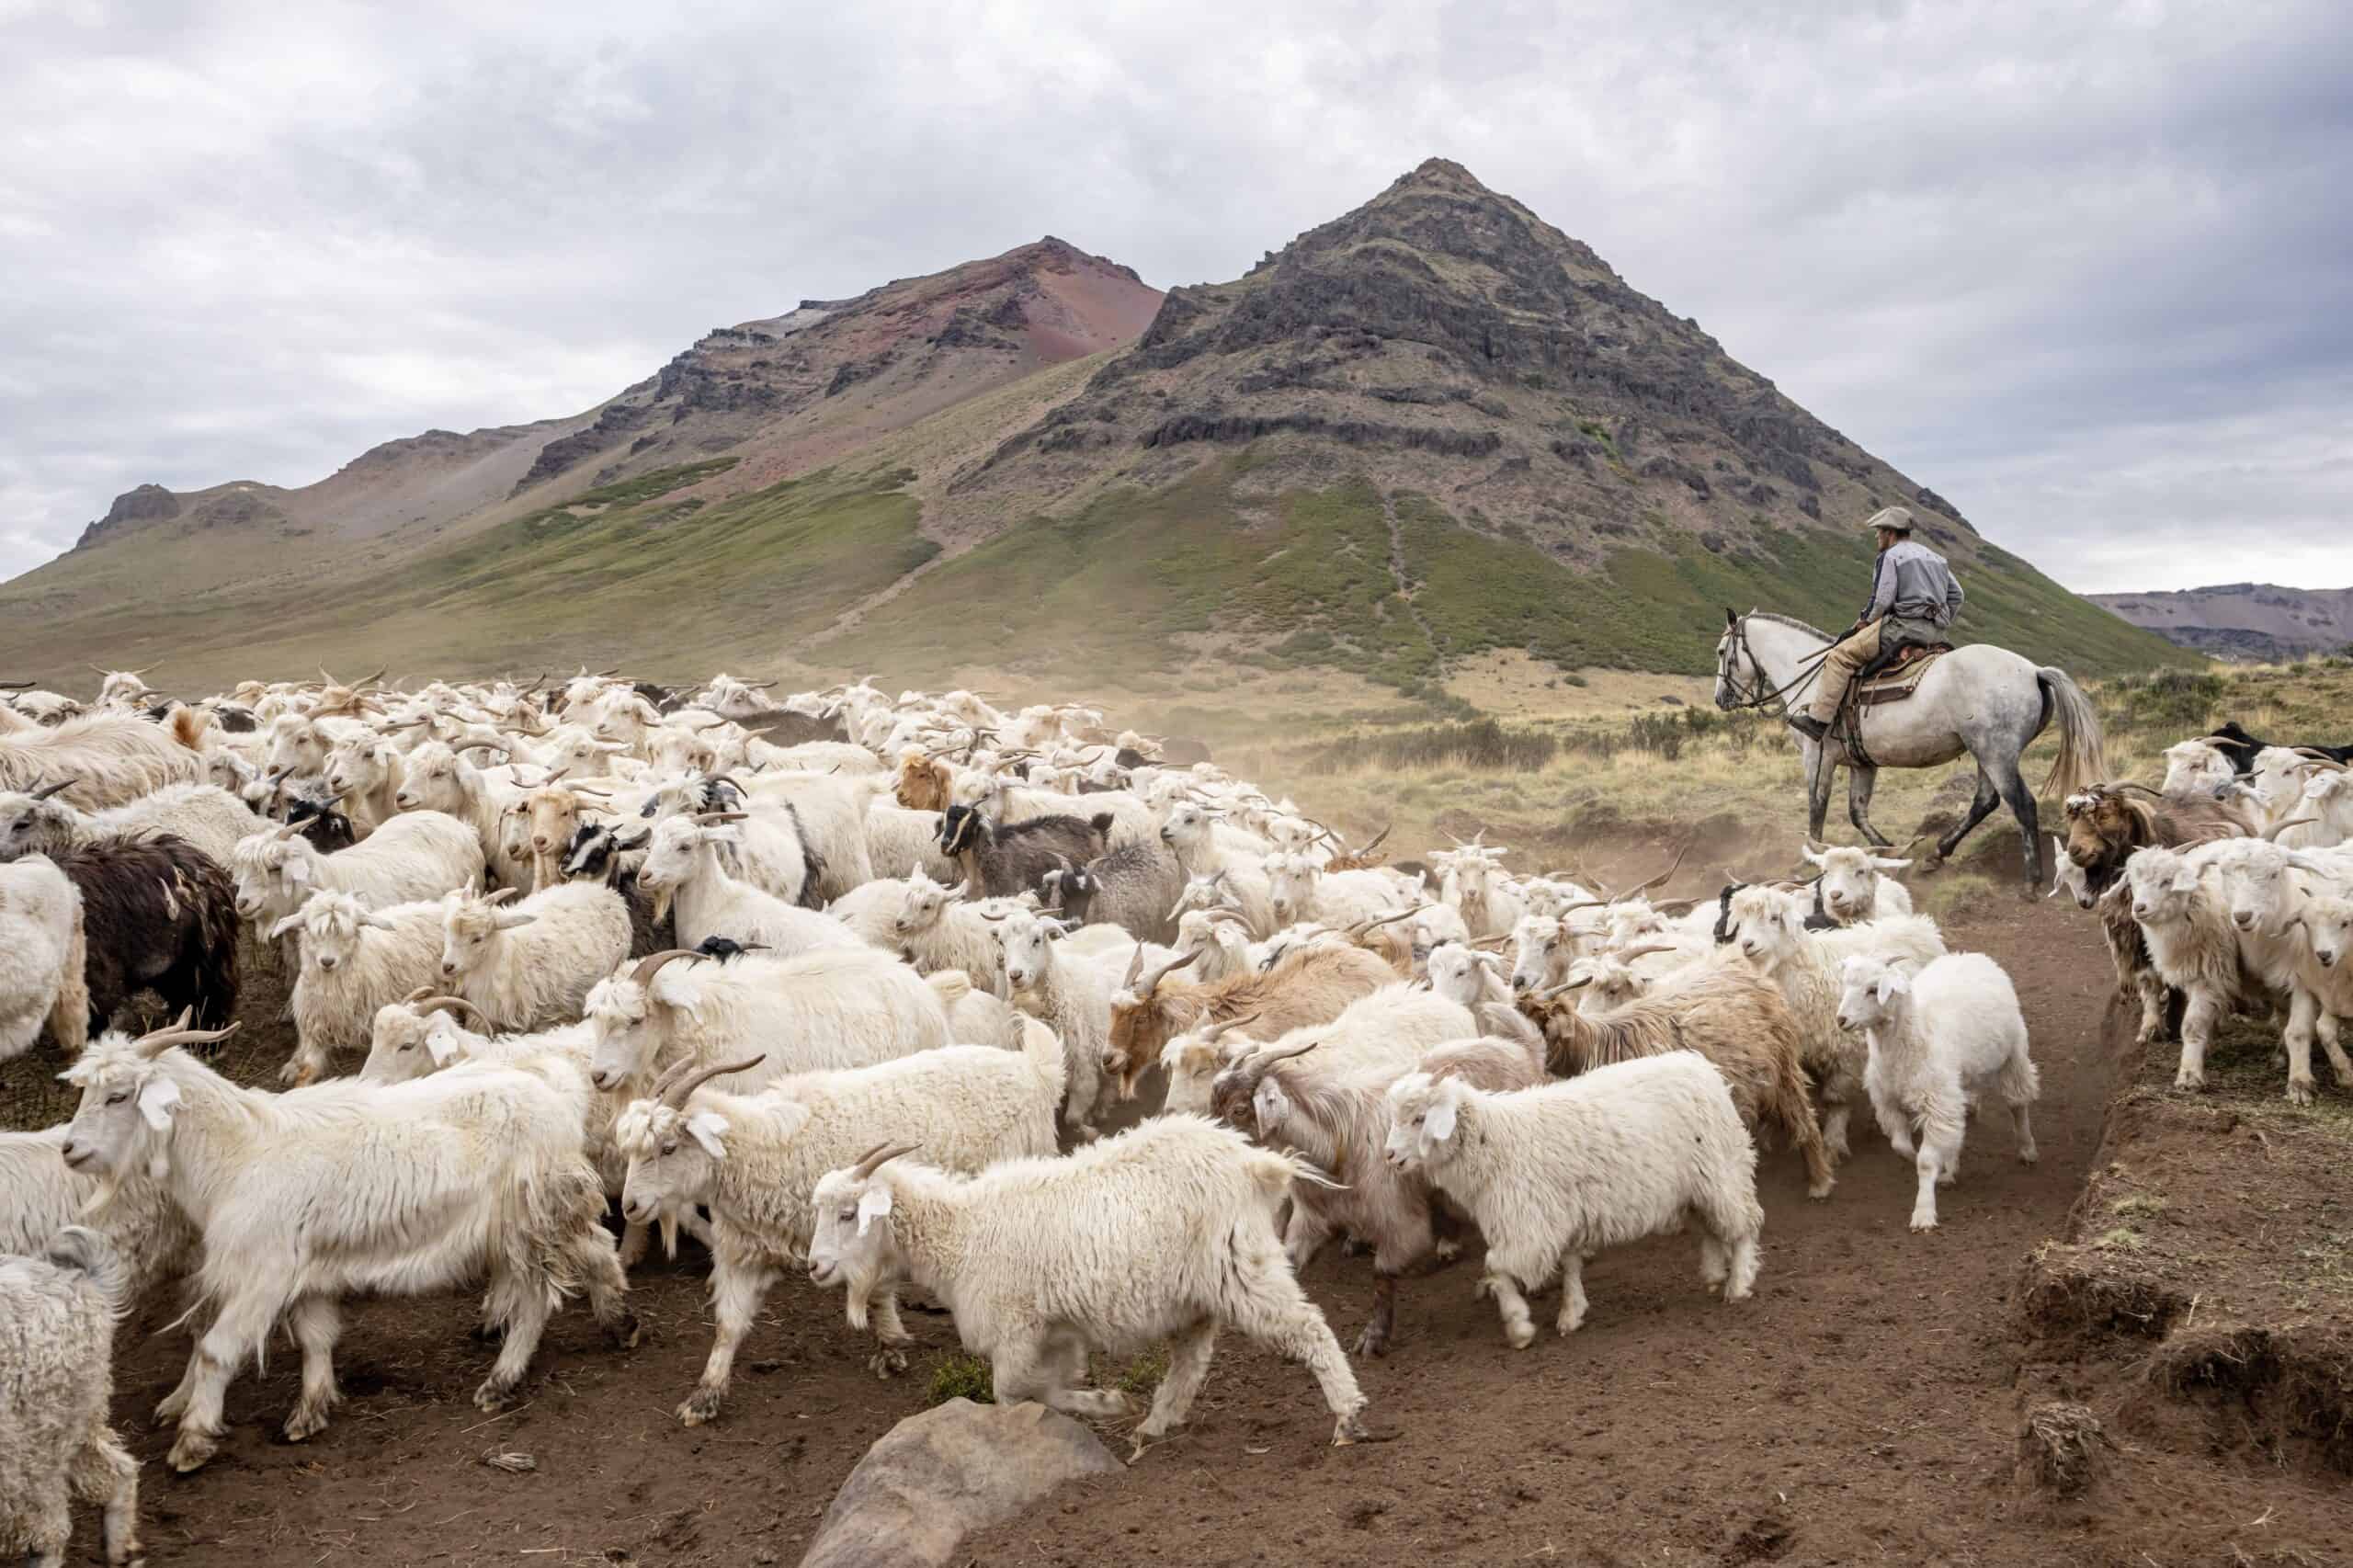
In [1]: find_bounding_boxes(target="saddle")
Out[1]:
[1831,642,1954,769]
[1854,642,1954,707]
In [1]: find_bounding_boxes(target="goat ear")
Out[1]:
[685,1111,730,1158]
[494,910,538,929]
[267,913,303,940]
[1874,971,1906,1004]
[1870,857,1913,872]
[425,1019,464,1067]
[1799,847,1826,868]
[136,1074,181,1131]
[854,1183,893,1235]
[2170,866,2202,894]
[1424,1092,1458,1144]
[283,858,311,885]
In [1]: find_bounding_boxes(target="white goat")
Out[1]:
[271,892,446,1085]
[1719,886,1947,1157]
[0,854,87,1062]
[227,811,483,928]
[986,904,1113,1137]
[438,882,631,1031]
[617,1025,1065,1420]
[807,1120,1375,1452]
[0,1227,142,1568]
[1799,843,1915,923]
[0,779,267,869]
[635,812,861,955]
[1384,1052,1763,1346]
[584,946,952,1095]
[59,1016,638,1472]
[1836,953,2040,1230]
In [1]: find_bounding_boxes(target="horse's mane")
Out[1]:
[1746,610,1833,642]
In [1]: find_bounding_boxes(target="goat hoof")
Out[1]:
[2173,1072,2206,1094]
[166,1432,218,1473]
[608,1314,642,1350]
[1333,1410,1397,1446]
[472,1379,519,1415]
[1504,1322,1537,1350]
[868,1348,909,1380]
[2288,1082,2315,1108]
[1909,1214,1938,1233]
[677,1389,724,1426]
[1352,1325,1389,1359]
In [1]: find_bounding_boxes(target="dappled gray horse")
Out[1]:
[1713,610,2106,889]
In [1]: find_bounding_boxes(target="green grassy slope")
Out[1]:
[818,459,2196,688]
[0,462,938,691]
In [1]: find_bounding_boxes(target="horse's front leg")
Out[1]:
[1930,767,2002,872]
[1846,767,1892,848]
[1803,744,1835,842]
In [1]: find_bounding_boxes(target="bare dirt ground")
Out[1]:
[9,836,2349,1568]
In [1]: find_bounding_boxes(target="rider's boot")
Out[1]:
[1787,713,1830,744]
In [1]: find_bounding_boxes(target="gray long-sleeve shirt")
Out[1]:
[1860,539,1963,628]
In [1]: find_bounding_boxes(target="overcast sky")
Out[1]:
[5,0,2347,594]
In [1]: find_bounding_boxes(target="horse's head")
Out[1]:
[1712,608,1745,710]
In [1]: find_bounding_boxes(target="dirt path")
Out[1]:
[34,881,2351,1566]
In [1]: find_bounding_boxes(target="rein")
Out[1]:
[1718,618,1832,714]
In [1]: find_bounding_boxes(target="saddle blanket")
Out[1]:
[1855,643,1954,706]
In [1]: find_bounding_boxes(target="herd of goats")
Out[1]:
[1,666,2349,1567]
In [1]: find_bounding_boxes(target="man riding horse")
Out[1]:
[1786,506,1962,746]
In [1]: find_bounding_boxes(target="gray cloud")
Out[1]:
[3,0,2347,594]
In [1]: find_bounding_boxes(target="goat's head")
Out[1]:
[1722,884,1804,967]
[1800,841,1910,921]
[1835,953,1912,1034]
[438,886,532,977]
[895,749,956,813]
[0,779,79,860]
[808,1142,924,1325]
[585,949,705,1090]
[60,1012,239,1184]
[894,868,966,936]
[988,905,1066,996]
[358,992,490,1083]
[1383,1069,1469,1172]
[1103,944,1202,1098]
[614,1052,767,1244]
[2124,846,2205,924]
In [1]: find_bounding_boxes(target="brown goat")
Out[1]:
[2061,784,2253,873]
[1105,940,1393,1100]
[1521,963,1834,1199]
[894,749,955,813]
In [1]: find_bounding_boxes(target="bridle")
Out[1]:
[1717,616,1831,715]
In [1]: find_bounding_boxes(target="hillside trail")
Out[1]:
[1381,491,1440,655]
[52,883,2353,1566]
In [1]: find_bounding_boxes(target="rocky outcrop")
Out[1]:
[799,1399,1122,1568]
[74,483,179,550]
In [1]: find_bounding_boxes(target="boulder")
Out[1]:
[800,1398,1121,1568]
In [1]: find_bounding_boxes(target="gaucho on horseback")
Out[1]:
[1786,506,1961,747]
[1712,506,2108,892]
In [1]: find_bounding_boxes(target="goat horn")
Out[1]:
[1650,898,1702,915]
[1139,947,1201,995]
[2190,734,2237,747]
[132,1008,240,1057]
[1614,941,1682,960]
[848,1141,921,1181]
[29,777,75,801]
[695,811,749,824]
[416,994,490,1027]
[403,985,437,1003]
[1254,1040,1319,1068]
[1203,909,1254,927]
[1356,824,1393,856]
[662,1053,765,1108]
[1620,842,1691,902]
[483,887,521,906]
[1471,935,1512,949]
[1536,976,1595,999]
[628,949,704,989]
[1347,906,1422,937]
[272,818,307,840]
[1122,944,1145,988]
[1202,1011,1263,1044]
[2264,815,2320,842]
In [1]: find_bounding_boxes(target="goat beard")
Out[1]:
[649,887,674,925]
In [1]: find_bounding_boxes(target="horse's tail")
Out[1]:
[2036,667,2107,799]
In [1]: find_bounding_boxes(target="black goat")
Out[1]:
[563,821,674,957]
[54,833,239,1032]
[2204,720,2353,776]
[282,794,358,853]
[1039,838,1185,943]
[938,805,1112,899]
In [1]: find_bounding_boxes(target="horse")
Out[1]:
[1712,609,2107,891]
